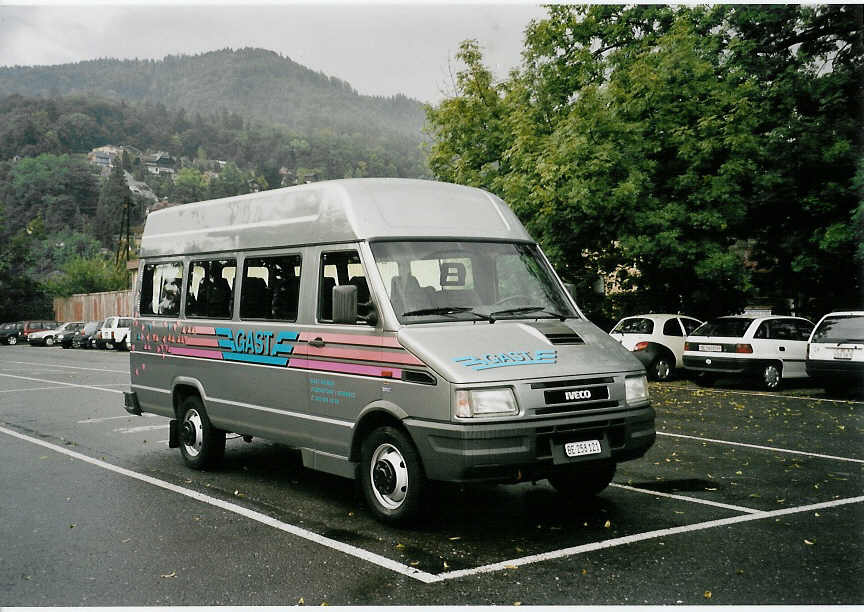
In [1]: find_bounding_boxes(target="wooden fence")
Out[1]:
[53,290,134,322]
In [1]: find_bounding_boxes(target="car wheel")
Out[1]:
[360,426,425,524]
[44,336,54,346]
[178,396,225,469]
[650,355,674,381]
[762,363,782,391]
[7,336,17,346]
[548,461,617,497]
[115,339,127,351]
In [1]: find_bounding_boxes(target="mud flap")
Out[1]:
[168,419,179,448]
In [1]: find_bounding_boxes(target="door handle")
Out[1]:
[308,337,326,348]
[779,346,785,352]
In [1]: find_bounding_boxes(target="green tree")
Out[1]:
[41,255,128,298]
[425,5,862,320]
[95,163,131,247]
[207,162,249,199]
[173,167,207,203]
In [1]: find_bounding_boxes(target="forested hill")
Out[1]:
[0,48,426,140]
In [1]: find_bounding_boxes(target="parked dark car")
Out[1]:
[72,321,101,349]
[0,322,24,345]
[57,321,88,348]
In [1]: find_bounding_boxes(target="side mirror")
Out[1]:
[332,285,358,324]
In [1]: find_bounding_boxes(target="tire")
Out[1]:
[115,338,127,351]
[360,426,425,525]
[548,461,617,497]
[178,396,225,469]
[44,336,54,347]
[762,362,782,391]
[7,336,17,346]
[649,354,674,381]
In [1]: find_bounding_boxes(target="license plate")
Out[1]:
[564,439,602,458]
[834,348,853,360]
[699,344,722,352]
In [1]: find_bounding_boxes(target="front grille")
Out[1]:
[535,400,619,415]
[530,377,614,389]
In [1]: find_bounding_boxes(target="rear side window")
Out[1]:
[812,315,864,343]
[663,319,683,336]
[140,262,183,316]
[240,255,302,321]
[681,318,701,335]
[186,259,236,319]
[691,318,753,338]
[612,318,654,334]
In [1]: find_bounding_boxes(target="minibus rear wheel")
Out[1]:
[360,426,425,524]
[178,396,225,469]
[548,460,616,498]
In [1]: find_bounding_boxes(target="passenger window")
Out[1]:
[319,251,370,324]
[140,262,183,316]
[240,255,302,321]
[186,259,236,319]
[794,320,814,341]
[772,320,798,341]
[663,319,683,336]
[754,322,770,339]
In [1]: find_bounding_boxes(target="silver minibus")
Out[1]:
[124,178,655,523]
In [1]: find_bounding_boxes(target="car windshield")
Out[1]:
[369,241,578,324]
[690,318,754,338]
[611,318,654,334]
[84,322,100,333]
[812,315,864,343]
[119,318,132,327]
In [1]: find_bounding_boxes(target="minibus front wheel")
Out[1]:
[360,426,425,524]
[178,396,225,469]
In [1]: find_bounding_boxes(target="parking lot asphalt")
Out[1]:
[0,344,861,605]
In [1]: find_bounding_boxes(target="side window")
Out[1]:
[140,261,183,316]
[319,251,369,323]
[754,322,770,339]
[772,320,798,341]
[240,254,302,321]
[663,319,683,337]
[795,320,814,341]
[186,259,236,319]
[681,318,701,335]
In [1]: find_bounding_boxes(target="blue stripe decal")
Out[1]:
[221,353,289,366]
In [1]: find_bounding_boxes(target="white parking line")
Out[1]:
[437,495,864,581]
[113,424,169,434]
[79,414,160,424]
[0,373,123,394]
[657,431,864,464]
[4,360,128,374]
[0,386,69,393]
[610,483,762,514]
[0,425,440,584]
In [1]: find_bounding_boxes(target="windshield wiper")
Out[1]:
[401,306,493,322]
[488,305,568,321]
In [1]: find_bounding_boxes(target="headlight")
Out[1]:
[625,374,649,404]
[454,388,518,418]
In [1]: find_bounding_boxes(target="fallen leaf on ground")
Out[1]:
[160,571,176,579]
[804,539,814,546]
[704,591,712,599]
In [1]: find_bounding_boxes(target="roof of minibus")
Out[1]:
[139,178,533,257]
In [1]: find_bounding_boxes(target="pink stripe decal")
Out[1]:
[182,336,220,348]
[187,326,216,335]
[289,358,401,379]
[291,345,423,366]
[296,332,404,350]
[169,347,224,359]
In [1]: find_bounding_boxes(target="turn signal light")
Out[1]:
[634,342,650,351]
[735,344,753,354]
[684,342,695,351]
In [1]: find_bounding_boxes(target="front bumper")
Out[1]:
[405,404,655,483]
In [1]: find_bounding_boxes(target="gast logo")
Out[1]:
[454,349,557,371]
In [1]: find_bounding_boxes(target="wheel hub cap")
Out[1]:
[369,443,408,510]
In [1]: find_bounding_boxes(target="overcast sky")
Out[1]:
[0,3,548,104]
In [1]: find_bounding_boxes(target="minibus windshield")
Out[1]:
[370,241,578,324]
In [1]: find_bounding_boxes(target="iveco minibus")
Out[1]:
[124,178,654,523]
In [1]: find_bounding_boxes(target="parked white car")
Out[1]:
[27,322,67,347]
[683,315,814,390]
[806,311,864,397]
[609,314,702,381]
[98,316,132,350]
